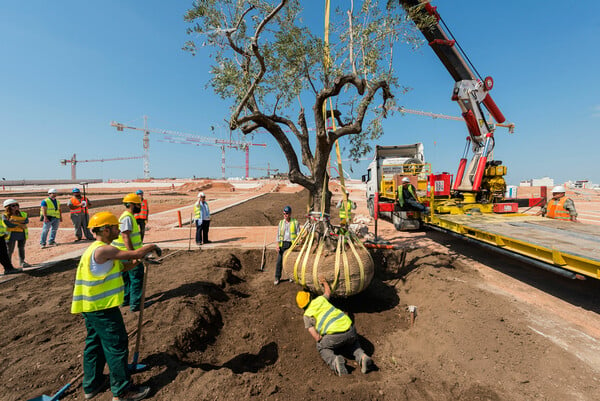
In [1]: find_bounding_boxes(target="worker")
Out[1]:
[71,211,160,401]
[0,211,21,275]
[537,186,578,222]
[3,199,31,268]
[40,188,62,248]
[274,205,298,285]
[336,192,357,227]
[134,190,149,241]
[68,188,95,242]
[397,177,428,214]
[194,192,211,245]
[296,275,374,376]
[111,193,145,312]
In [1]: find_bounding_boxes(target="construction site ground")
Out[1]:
[2,180,600,401]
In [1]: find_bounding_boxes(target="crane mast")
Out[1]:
[399,0,509,197]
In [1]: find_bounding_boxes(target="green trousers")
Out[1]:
[122,262,144,310]
[82,307,130,397]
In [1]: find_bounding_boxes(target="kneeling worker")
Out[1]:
[71,211,161,401]
[296,275,374,376]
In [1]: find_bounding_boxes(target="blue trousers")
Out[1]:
[40,217,60,245]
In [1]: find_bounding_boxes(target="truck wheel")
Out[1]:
[367,198,374,217]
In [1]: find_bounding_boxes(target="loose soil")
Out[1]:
[2,191,600,401]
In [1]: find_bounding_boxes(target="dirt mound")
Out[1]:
[178,181,213,193]
[212,190,311,226]
[2,246,598,401]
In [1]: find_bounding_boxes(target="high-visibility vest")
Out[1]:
[194,201,210,221]
[70,196,89,214]
[0,218,10,240]
[111,211,143,250]
[278,218,298,247]
[71,241,124,314]
[135,199,149,220]
[304,296,352,336]
[397,184,417,207]
[338,200,353,220]
[41,197,61,218]
[546,197,571,220]
[5,212,28,239]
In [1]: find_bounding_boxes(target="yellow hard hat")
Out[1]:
[123,193,142,204]
[88,211,119,229]
[296,291,311,309]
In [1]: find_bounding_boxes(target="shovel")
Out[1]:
[128,258,162,373]
[27,372,84,401]
[259,231,267,271]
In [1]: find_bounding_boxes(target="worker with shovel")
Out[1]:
[71,211,161,401]
[296,275,374,376]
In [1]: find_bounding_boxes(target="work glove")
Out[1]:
[80,201,87,208]
[154,245,162,257]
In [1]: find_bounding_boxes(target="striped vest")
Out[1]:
[70,196,89,215]
[111,211,143,250]
[278,218,298,247]
[71,241,124,314]
[304,296,352,335]
[135,199,149,220]
[41,197,60,218]
[6,212,28,239]
[546,197,570,220]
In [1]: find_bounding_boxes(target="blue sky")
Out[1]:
[1,1,599,186]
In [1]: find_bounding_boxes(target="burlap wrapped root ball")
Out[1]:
[282,234,374,297]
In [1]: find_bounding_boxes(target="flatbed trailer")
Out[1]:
[424,213,600,280]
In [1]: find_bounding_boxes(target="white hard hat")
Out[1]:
[551,185,566,193]
[3,199,18,208]
[402,177,411,183]
[48,188,57,194]
[198,192,205,198]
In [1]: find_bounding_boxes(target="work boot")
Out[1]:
[84,376,109,399]
[360,354,374,374]
[334,355,348,376]
[3,267,22,275]
[112,385,150,401]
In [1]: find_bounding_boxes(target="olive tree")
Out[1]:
[184,0,426,213]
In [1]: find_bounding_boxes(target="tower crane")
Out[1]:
[60,154,143,180]
[110,116,266,179]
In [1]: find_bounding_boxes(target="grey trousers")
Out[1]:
[316,326,366,371]
[71,213,94,240]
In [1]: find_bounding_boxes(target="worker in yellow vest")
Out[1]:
[3,199,30,268]
[336,192,357,230]
[296,275,374,376]
[274,205,298,285]
[71,211,160,401]
[111,193,145,312]
[0,210,21,275]
[68,188,95,242]
[134,190,149,241]
[537,185,578,222]
[40,188,62,248]
[397,177,428,214]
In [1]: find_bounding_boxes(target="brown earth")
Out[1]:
[2,189,600,401]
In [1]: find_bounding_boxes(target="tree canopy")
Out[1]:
[184,0,428,210]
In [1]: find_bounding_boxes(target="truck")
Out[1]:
[362,143,429,230]
[365,0,600,281]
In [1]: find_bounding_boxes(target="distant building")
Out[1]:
[519,177,554,187]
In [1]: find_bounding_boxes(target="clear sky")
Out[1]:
[1,1,599,186]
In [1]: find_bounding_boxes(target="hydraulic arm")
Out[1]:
[399,0,507,194]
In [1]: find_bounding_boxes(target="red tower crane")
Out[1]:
[60,154,143,180]
[110,117,266,179]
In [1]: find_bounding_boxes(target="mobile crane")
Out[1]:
[367,0,600,280]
